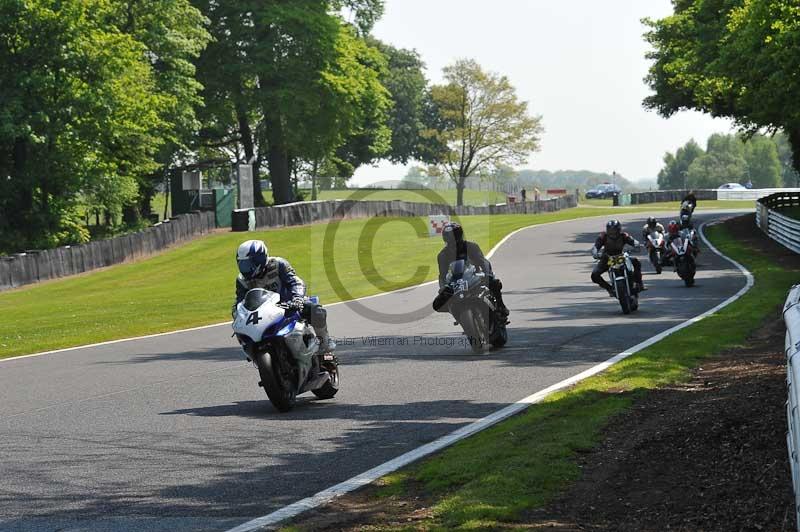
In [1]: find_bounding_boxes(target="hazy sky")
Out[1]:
[351,0,733,185]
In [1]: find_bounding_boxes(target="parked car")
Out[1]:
[585,183,622,199]
[717,182,747,190]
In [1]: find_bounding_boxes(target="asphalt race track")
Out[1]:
[0,211,747,532]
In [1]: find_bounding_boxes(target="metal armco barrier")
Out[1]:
[784,285,800,530]
[0,211,216,292]
[757,192,800,254]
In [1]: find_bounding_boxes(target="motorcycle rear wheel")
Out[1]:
[312,363,339,399]
[489,321,508,348]
[256,352,296,412]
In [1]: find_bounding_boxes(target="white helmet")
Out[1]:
[236,240,268,280]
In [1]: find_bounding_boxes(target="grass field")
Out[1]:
[0,194,757,359]
[1,207,645,359]
[314,220,794,531]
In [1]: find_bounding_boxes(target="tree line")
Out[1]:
[0,0,541,253]
[645,0,800,182]
[657,133,799,190]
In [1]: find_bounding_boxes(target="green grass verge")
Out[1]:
[1,207,652,359]
[346,222,795,531]
[778,206,800,221]
[0,200,758,360]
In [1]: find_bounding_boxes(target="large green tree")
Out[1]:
[424,59,543,206]
[110,0,210,222]
[743,134,781,188]
[193,0,389,205]
[644,0,800,172]
[657,138,704,190]
[0,0,176,251]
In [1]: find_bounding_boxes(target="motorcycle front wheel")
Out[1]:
[255,351,297,412]
[653,251,663,274]
[615,277,633,315]
[460,307,486,353]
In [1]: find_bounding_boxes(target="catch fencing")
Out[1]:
[756,192,800,254]
[242,195,578,231]
[0,211,216,292]
[784,285,800,529]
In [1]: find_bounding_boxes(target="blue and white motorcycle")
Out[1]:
[232,288,339,412]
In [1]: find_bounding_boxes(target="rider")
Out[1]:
[233,239,335,353]
[680,191,697,219]
[672,216,701,256]
[641,216,665,241]
[591,219,645,297]
[432,222,509,316]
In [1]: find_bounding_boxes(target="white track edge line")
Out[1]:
[224,218,754,532]
[1,213,619,363]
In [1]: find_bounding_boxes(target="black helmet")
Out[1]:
[442,222,464,246]
[680,213,691,227]
[647,216,657,228]
[606,219,622,239]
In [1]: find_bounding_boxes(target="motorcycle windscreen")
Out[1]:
[243,288,280,311]
[448,259,467,280]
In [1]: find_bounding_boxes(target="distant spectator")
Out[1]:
[534,187,541,201]
[745,179,753,189]
[520,188,527,202]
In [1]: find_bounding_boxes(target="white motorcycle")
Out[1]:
[232,289,339,412]
[645,230,667,274]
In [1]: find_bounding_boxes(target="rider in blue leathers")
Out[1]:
[234,240,334,353]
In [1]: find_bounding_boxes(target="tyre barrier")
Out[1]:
[0,211,216,292]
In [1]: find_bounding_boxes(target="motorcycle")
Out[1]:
[443,259,508,353]
[670,229,697,287]
[645,230,666,274]
[595,247,639,315]
[232,289,339,412]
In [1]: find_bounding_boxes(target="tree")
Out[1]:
[657,139,704,190]
[644,0,800,172]
[193,1,389,205]
[424,59,543,206]
[774,132,800,187]
[368,39,432,165]
[110,0,210,222]
[743,135,781,188]
[0,0,176,251]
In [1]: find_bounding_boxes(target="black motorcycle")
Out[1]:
[443,260,508,353]
[595,248,639,315]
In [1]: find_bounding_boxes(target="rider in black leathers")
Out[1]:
[432,222,509,316]
[591,220,645,296]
